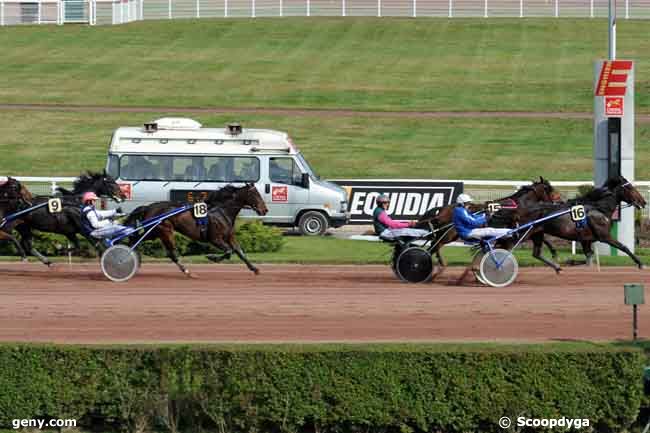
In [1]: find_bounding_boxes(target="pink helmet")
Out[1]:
[82,191,98,203]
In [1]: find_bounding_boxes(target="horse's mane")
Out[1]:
[56,171,106,195]
[570,186,612,206]
[207,185,239,205]
[604,175,626,190]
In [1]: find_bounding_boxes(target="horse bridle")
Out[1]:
[0,184,31,208]
[617,181,645,209]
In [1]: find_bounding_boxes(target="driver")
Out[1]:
[373,194,429,240]
[452,194,512,240]
[81,192,126,239]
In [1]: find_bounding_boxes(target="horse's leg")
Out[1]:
[159,231,191,276]
[17,226,52,267]
[581,241,594,266]
[600,235,645,269]
[228,238,259,275]
[0,230,28,261]
[531,232,561,274]
[542,238,558,261]
[63,234,82,255]
[434,250,446,267]
[433,230,458,268]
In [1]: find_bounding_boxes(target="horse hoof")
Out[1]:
[639,264,645,270]
[253,268,260,275]
[555,268,562,275]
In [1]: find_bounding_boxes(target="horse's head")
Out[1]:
[609,176,647,210]
[531,176,561,203]
[510,177,559,206]
[77,171,127,202]
[0,177,32,206]
[237,183,268,216]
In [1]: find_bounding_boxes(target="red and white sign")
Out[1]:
[605,96,624,117]
[118,183,132,200]
[595,60,633,96]
[271,186,288,202]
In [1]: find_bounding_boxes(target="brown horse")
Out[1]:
[123,184,269,276]
[499,175,647,270]
[414,177,561,267]
[0,177,33,259]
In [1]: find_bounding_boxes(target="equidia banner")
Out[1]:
[333,180,463,224]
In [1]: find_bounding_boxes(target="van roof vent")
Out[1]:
[148,118,202,131]
[227,123,243,136]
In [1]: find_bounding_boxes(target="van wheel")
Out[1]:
[298,211,328,236]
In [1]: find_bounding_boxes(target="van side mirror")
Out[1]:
[301,173,310,189]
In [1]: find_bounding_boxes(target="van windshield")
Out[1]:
[106,154,120,179]
[297,153,318,179]
[118,155,260,182]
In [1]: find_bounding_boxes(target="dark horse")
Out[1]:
[0,177,34,258]
[123,184,269,276]
[497,175,647,270]
[9,171,127,266]
[414,177,561,267]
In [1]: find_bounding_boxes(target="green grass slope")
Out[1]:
[2,110,649,178]
[1,18,649,112]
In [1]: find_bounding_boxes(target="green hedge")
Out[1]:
[0,221,285,258]
[0,344,644,432]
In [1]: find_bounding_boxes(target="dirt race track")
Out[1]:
[0,263,649,343]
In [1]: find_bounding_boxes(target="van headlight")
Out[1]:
[340,201,348,212]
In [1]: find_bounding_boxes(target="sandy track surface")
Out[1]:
[1,263,648,343]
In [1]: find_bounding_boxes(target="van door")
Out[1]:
[263,157,309,224]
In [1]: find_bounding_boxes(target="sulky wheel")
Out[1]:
[100,244,139,282]
[479,248,518,288]
[396,246,433,283]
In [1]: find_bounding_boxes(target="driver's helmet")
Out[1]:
[82,191,99,204]
[376,194,391,205]
[456,193,473,205]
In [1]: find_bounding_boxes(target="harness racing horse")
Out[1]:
[0,177,34,259]
[123,184,269,276]
[10,171,126,266]
[500,175,647,270]
[414,177,561,268]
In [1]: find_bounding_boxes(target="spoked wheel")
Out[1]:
[100,244,139,282]
[396,246,433,283]
[479,248,518,288]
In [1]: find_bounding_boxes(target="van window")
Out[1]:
[120,155,163,180]
[270,158,302,185]
[119,155,260,182]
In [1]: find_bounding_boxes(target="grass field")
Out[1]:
[2,110,649,179]
[1,18,649,112]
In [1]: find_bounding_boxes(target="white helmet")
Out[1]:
[456,193,473,204]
